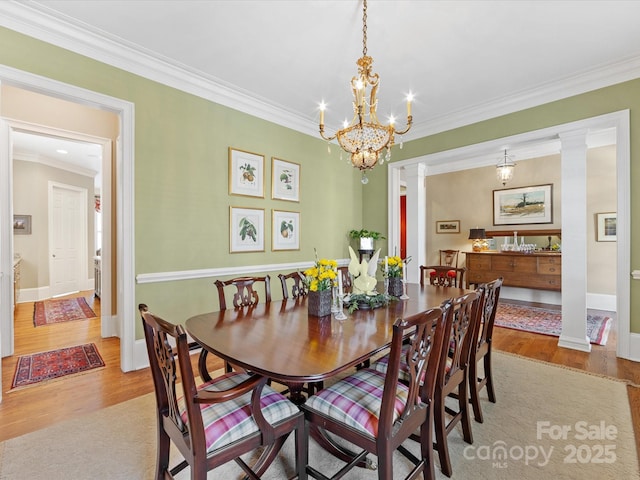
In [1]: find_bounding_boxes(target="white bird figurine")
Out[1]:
[348,246,380,295]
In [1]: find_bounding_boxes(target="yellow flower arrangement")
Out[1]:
[382,256,404,278]
[304,258,338,291]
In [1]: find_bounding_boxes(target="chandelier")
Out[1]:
[319,0,413,184]
[496,149,516,186]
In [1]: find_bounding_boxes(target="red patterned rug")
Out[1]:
[495,302,613,345]
[33,297,97,327]
[11,343,105,390]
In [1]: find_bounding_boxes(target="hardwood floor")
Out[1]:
[1,294,638,464]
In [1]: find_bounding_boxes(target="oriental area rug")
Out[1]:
[11,343,105,390]
[33,297,97,327]
[495,302,612,345]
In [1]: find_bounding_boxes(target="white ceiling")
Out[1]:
[2,0,640,163]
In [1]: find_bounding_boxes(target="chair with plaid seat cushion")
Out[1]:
[469,277,503,423]
[139,304,306,480]
[301,306,449,480]
[433,289,484,477]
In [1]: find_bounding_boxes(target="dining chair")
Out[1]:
[138,304,306,480]
[433,288,484,477]
[420,265,466,288]
[197,275,273,377]
[301,305,449,480]
[215,275,272,310]
[439,249,460,269]
[469,277,503,423]
[278,271,308,299]
[337,265,352,294]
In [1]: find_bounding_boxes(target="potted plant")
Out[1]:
[348,229,386,251]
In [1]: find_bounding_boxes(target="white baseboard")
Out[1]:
[499,288,616,312]
[18,286,50,302]
[586,293,616,311]
[499,287,562,305]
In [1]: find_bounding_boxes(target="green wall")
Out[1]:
[0,27,364,326]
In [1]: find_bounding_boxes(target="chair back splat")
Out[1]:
[139,304,306,480]
[302,305,449,480]
[470,277,503,423]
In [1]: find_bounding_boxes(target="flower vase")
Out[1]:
[388,277,404,297]
[308,289,332,317]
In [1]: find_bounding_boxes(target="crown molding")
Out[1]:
[2,2,640,142]
[14,151,98,177]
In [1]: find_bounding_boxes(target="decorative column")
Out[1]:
[558,130,591,352]
[403,163,426,284]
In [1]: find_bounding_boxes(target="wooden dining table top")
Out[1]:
[186,283,469,386]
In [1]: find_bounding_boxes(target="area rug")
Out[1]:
[0,352,637,479]
[495,302,612,345]
[11,343,105,390]
[33,297,97,327]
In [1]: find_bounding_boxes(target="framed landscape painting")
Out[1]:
[230,207,265,253]
[271,158,300,202]
[272,210,300,251]
[228,147,265,198]
[493,184,553,225]
[435,220,460,234]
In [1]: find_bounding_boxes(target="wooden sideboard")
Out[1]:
[466,251,561,291]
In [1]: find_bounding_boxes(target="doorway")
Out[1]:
[387,110,632,360]
[0,67,136,405]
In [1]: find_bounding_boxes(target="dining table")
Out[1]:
[186,282,470,470]
[186,282,469,404]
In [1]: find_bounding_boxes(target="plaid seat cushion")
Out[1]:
[371,344,411,382]
[304,368,410,438]
[177,372,299,453]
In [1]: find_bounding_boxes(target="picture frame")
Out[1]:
[435,220,460,234]
[493,184,553,225]
[229,207,265,253]
[228,147,265,198]
[596,212,616,242]
[271,157,300,202]
[272,210,300,251]
[13,214,32,235]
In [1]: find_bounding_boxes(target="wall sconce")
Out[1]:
[469,228,488,252]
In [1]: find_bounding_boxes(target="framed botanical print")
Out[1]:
[228,147,265,198]
[271,157,300,202]
[272,210,300,251]
[229,207,265,253]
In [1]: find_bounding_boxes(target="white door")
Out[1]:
[49,183,87,298]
